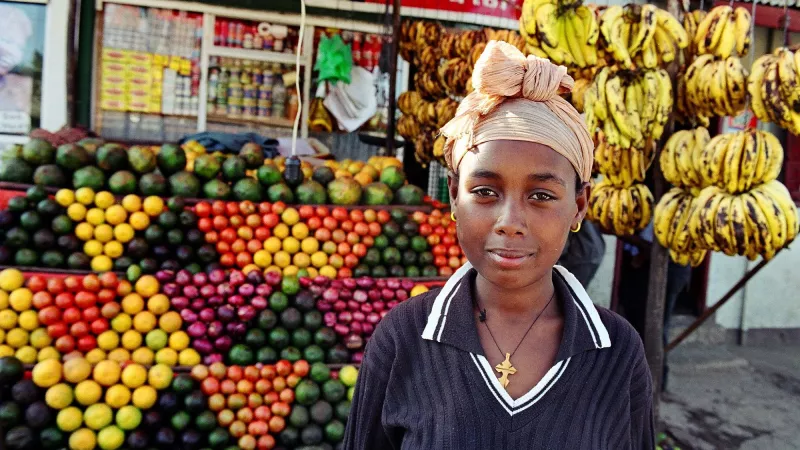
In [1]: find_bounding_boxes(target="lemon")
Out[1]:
[55,189,76,207]
[0,310,18,330]
[133,312,156,333]
[282,265,299,277]
[155,348,178,366]
[293,253,311,268]
[6,328,28,348]
[86,208,106,225]
[103,241,123,258]
[37,346,60,361]
[17,310,37,331]
[121,195,142,212]
[97,425,125,450]
[339,365,359,387]
[84,403,113,430]
[75,187,95,205]
[93,360,121,386]
[128,211,150,230]
[96,330,119,351]
[74,222,94,241]
[46,383,74,409]
[168,331,189,351]
[131,347,154,366]
[157,312,182,333]
[282,237,300,254]
[273,223,290,239]
[120,330,142,350]
[84,240,104,257]
[67,203,87,221]
[94,224,114,243]
[134,275,159,297]
[292,223,309,239]
[105,384,131,408]
[107,348,130,363]
[146,294,169,315]
[281,208,300,225]
[274,251,291,268]
[91,255,113,273]
[8,288,31,312]
[94,191,115,209]
[145,329,167,350]
[147,364,172,389]
[0,345,13,357]
[70,428,98,450]
[142,196,164,216]
[32,359,62,387]
[132,385,157,409]
[112,223,134,243]
[75,380,103,405]
[104,205,127,225]
[320,265,337,279]
[14,346,36,364]
[310,251,328,268]
[0,268,24,291]
[112,313,133,333]
[0,291,7,309]
[29,328,51,348]
[63,357,92,383]
[253,250,272,268]
[57,406,84,432]
[301,237,320,254]
[178,348,201,366]
[85,348,107,364]
[115,405,142,431]
[264,237,282,253]
[121,363,147,388]
[306,267,319,278]
[121,294,144,315]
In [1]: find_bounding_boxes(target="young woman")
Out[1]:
[343,41,654,449]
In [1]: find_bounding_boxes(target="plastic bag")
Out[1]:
[314,34,353,84]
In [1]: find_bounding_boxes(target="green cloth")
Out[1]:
[314,35,353,84]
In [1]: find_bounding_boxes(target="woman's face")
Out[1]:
[448,140,588,291]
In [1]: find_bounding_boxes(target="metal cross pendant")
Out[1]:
[495,353,517,390]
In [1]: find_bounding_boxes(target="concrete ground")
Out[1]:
[660,343,800,450]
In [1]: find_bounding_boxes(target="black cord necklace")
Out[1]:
[475,291,556,390]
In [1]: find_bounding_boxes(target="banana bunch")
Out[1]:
[682,10,709,60]
[653,188,708,267]
[599,4,689,70]
[660,127,711,191]
[694,5,752,59]
[683,55,748,118]
[397,114,420,141]
[587,178,654,236]
[594,137,656,187]
[415,71,446,100]
[412,127,440,167]
[485,29,526,52]
[437,58,472,98]
[398,91,422,116]
[519,0,601,69]
[406,97,459,128]
[695,129,784,194]
[748,47,800,134]
[674,74,711,127]
[570,78,592,112]
[584,67,673,150]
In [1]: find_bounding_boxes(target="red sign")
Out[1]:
[365,0,520,21]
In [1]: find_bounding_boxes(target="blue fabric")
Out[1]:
[178,132,280,159]
[624,222,654,256]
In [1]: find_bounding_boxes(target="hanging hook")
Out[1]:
[783,0,791,46]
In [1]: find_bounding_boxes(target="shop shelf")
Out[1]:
[206,113,296,129]
[208,45,311,66]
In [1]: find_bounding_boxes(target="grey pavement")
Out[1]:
[660,343,800,450]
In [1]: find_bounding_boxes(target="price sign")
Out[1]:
[0,111,31,135]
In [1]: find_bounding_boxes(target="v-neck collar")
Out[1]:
[420,262,611,417]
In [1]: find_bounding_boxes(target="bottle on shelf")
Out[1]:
[271,64,287,119]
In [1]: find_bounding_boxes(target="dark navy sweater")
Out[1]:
[343,263,655,449]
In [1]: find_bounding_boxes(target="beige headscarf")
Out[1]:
[440,40,594,182]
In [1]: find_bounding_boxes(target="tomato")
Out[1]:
[116,280,132,297]
[292,360,309,377]
[349,209,364,223]
[270,402,291,418]
[216,241,231,254]
[412,211,427,224]
[258,202,273,214]
[99,272,118,289]
[247,393,263,409]
[298,205,315,219]
[307,216,322,231]
[434,226,446,236]
[208,393,226,411]
[226,202,240,217]
[354,222,370,236]
[236,407,254,423]
[230,215,244,228]
[432,244,448,256]
[238,226,254,241]
[262,213,279,229]
[419,223,433,236]
[55,335,75,353]
[101,302,120,319]
[427,234,441,246]
[331,207,349,221]
[434,255,448,268]
[341,220,354,232]
[315,206,330,217]
[54,293,74,309]
[220,252,236,267]
[254,405,272,421]
[286,373,301,388]
[90,318,109,335]
[205,231,219,244]
[97,288,115,304]
[254,227,270,241]
[62,307,82,324]
[220,379,237,395]
[448,245,462,257]
[82,274,101,292]
[257,434,276,450]
[254,379,272,394]
[440,216,452,227]
[362,209,377,223]
[439,266,454,277]
[271,201,287,215]
[263,391,279,406]
[247,239,263,254]
[213,216,230,231]
[228,420,247,439]
[442,235,456,247]
[227,365,244,381]
[236,379,254,395]
[448,256,462,269]
[249,420,269,436]
[337,267,352,279]
[322,216,338,231]
[245,214,262,228]
[63,276,81,292]
[260,365,277,380]
[32,291,53,310]
[197,217,212,233]
[46,278,66,295]
[210,200,226,216]
[231,239,247,254]
[209,362,227,379]
[346,232,361,246]
[239,200,256,215]
[194,202,212,217]
[362,235,374,247]
[377,210,391,224]
[201,377,220,395]
[430,209,443,218]
[70,321,89,338]
[38,306,61,326]
[275,360,292,377]
[448,224,457,235]
[26,275,46,292]
[344,253,359,268]
[279,388,295,404]
[74,292,97,309]
[428,216,441,227]
[330,229,345,244]
[314,228,331,242]
[268,414,286,433]
[328,254,344,269]
[368,222,382,237]
[352,243,367,258]
[47,322,68,338]
[336,242,352,256]
[82,306,100,322]
[271,376,287,392]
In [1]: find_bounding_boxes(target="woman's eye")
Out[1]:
[530,192,555,201]
[473,188,497,197]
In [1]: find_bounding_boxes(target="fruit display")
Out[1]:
[748,47,800,135]
[519,0,602,69]
[681,55,748,119]
[692,5,752,59]
[0,270,60,364]
[0,186,78,269]
[586,179,653,237]
[592,138,656,186]
[659,127,711,192]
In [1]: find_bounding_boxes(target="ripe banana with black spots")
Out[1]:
[587,178,653,236]
[519,0,601,69]
[684,55,747,118]
[747,46,800,135]
[600,4,687,70]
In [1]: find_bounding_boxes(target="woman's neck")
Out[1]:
[474,272,559,323]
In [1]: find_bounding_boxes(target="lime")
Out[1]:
[144,329,168,350]
[97,425,125,450]
[115,405,142,430]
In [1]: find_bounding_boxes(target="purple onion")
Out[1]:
[162,283,179,297]
[214,335,233,352]
[347,300,360,312]
[352,352,364,363]
[156,270,175,282]
[356,277,374,289]
[246,270,264,285]
[251,296,267,310]
[353,311,366,323]
[339,290,353,301]
[299,277,312,288]
[229,322,247,336]
[350,321,364,335]
[265,271,282,286]
[338,311,353,324]
[217,283,234,297]
[381,289,395,300]
[366,312,381,324]
[171,296,189,310]
[317,302,332,312]
[238,283,255,297]
[310,285,325,296]
[376,279,387,290]
[180,309,198,323]
[256,284,273,297]
[331,280,343,290]
[360,303,373,314]
[217,305,235,322]
[193,338,213,354]
[228,295,245,307]
[401,279,415,291]
[324,312,338,327]
[373,301,385,312]
[313,275,329,286]
[204,353,223,365]
[200,284,217,298]
[333,300,347,312]
[334,324,350,336]
[207,295,224,307]
[345,334,364,349]
[187,322,207,338]
[387,300,399,310]
[342,278,357,290]
[192,272,208,286]
[229,270,245,286]
[353,290,368,303]
[175,270,192,286]
[208,269,226,284]
[207,321,223,338]
[199,308,216,322]
[386,279,400,290]
[368,290,381,302]
[362,323,374,335]
[183,285,199,299]
[323,288,339,303]
[395,290,409,302]
[238,305,257,322]
[190,298,206,312]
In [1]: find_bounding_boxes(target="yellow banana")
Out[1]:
[725,56,747,109]
[722,131,745,194]
[738,130,758,193]
[748,54,776,123]
[714,194,736,256]
[750,187,784,257]
[576,5,600,45]
[629,4,657,55]
[752,129,770,184]
[654,188,686,247]
[593,67,610,121]
[564,11,587,68]
[744,192,773,260]
[714,15,737,59]
[535,3,559,48]
[606,75,636,141]
[601,6,633,68]
[701,6,733,56]
[734,7,752,56]
[653,26,676,63]
[667,194,694,250]
[730,195,750,256]
[689,186,721,243]
[762,131,785,183]
[777,48,800,113]
[636,184,654,231]
[654,8,689,49]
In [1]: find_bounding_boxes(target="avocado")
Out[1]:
[289,405,310,429]
[268,327,290,349]
[0,402,21,428]
[195,410,217,432]
[232,177,262,201]
[128,145,157,174]
[380,166,406,191]
[390,208,407,223]
[19,211,41,231]
[158,392,179,414]
[4,426,35,450]
[257,310,278,330]
[301,424,324,445]
[55,143,92,170]
[256,346,278,364]
[181,429,202,448]
[179,209,196,227]
[32,229,56,249]
[196,244,217,263]
[184,391,207,414]
[155,427,176,446]
[126,237,149,258]
[422,265,439,277]
[166,229,183,246]
[11,380,40,405]
[370,265,388,278]
[327,177,362,205]
[280,346,302,362]
[405,266,421,277]
[0,357,24,384]
[72,166,106,190]
[382,222,400,239]
[353,264,370,277]
[291,328,313,348]
[312,166,335,186]
[303,345,325,364]
[108,170,138,195]
[96,143,128,172]
[295,291,317,313]
[39,426,64,449]
[309,362,331,383]
[267,183,295,203]
[280,308,303,331]
[202,179,231,199]
[395,184,425,205]
[310,401,333,425]
[334,401,351,422]
[245,329,267,348]
[382,247,402,266]
[5,228,30,248]
[193,154,221,180]
[362,182,394,205]
[139,172,167,196]
[0,158,33,183]
[239,142,265,169]
[33,164,68,187]
[295,380,321,406]
[327,344,350,364]
[57,234,80,251]
[402,220,419,237]
[67,252,91,269]
[157,144,187,175]
[394,235,410,251]
[325,420,346,443]
[170,410,191,431]
[36,199,61,217]
[158,211,179,229]
[322,379,346,403]
[256,163,282,187]
[185,228,204,246]
[144,224,164,243]
[22,138,56,165]
[25,401,52,429]
[41,250,65,268]
[208,428,230,449]
[222,156,247,181]
[419,251,434,266]
[171,374,194,394]
[168,171,201,198]
[296,180,327,204]
[313,328,337,349]
[7,196,28,212]
[228,344,254,365]
[126,430,149,449]
[113,256,133,271]
[176,245,194,261]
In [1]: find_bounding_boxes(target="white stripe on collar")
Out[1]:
[421,263,611,350]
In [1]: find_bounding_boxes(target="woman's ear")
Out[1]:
[447,172,459,213]
[574,181,590,226]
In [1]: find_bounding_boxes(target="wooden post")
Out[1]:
[385,0,402,155]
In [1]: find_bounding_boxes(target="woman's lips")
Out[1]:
[487,249,533,269]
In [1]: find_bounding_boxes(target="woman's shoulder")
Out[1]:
[593,304,647,360]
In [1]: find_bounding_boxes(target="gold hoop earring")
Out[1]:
[571,222,581,233]
[450,212,456,222]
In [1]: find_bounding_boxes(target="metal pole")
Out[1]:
[385,0,401,155]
